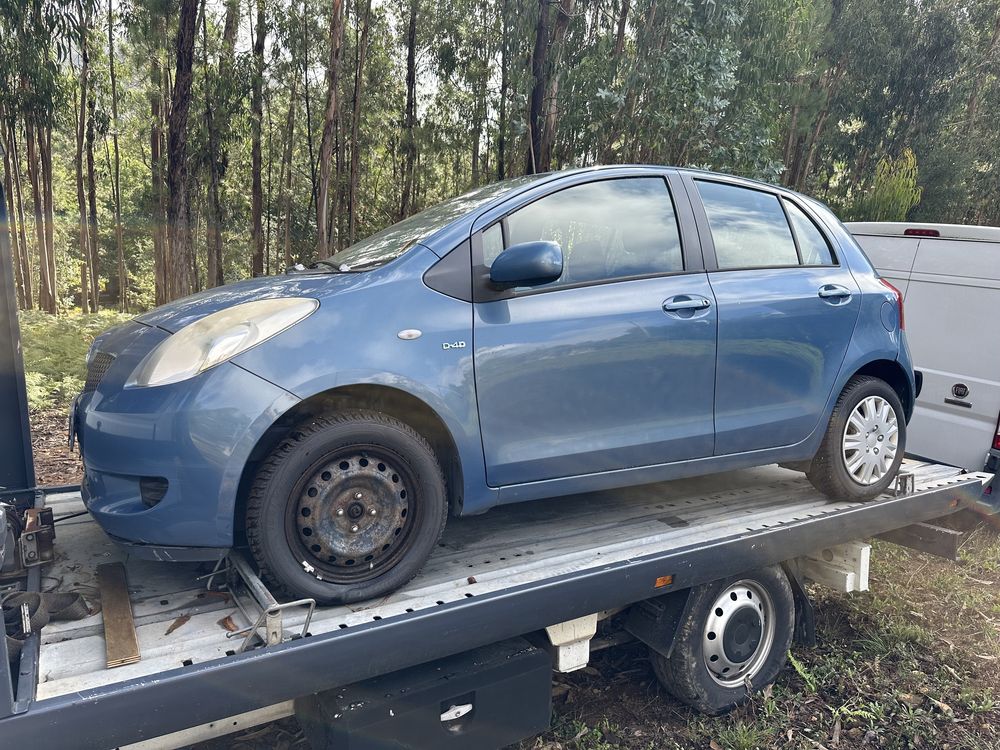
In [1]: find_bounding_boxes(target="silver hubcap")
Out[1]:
[842,395,899,485]
[702,580,776,688]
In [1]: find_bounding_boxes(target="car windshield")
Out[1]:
[325,175,545,270]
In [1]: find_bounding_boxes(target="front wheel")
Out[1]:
[807,375,906,501]
[650,565,795,715]
[246,411,448,605]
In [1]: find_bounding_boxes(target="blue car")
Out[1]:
[74,166,913,604]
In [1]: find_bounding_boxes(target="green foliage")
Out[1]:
[4,0,1000,318]
[787,650,818,692]
[845,148,924,221]
[18,309,130,409]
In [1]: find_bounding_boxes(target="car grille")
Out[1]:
[83,352,116,394]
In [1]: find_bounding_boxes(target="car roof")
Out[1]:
[845,221,1000,243]
[543,164,790,194]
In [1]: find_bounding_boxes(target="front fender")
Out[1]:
[232,246,493,513]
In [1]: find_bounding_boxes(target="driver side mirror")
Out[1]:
[489,240,563,289]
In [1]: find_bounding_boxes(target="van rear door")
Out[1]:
[903,238,1000,470]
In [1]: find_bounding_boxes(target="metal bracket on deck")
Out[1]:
[18,509,54,570]
[202,552,316,653]
[0,505,54,582]
[892,471,915,496]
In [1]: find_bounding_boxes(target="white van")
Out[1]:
[846,222,1000,475]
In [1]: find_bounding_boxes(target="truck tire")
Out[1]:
[246,411,448,605]
[807,375,906,501]
[650,565,794,715]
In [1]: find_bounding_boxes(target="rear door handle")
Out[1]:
[662,296,712,312]
[817,284,852,300]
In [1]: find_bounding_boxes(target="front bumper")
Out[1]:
[76,322,299,553]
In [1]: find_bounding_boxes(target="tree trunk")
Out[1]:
[108,0,127,310]
[525,0,550,174]
[265,91,274,272]
[201,9,221,288]
[316,0,344,256]
[26,123,55,313]
[74,27,92,313]
[613,0,630,55]
[8,123,32,308]
[150,18,167,305]
[399,0,418,218]
[250,0,266,276]
[793,64,843,191]
[165,0,199,301]
[782,103,799,185]
[202,0,239,289]
[40,126,57,312]
[497,0,509,180]
[86,64,100,311]
[301,0,318,218]
[347,0,372,244]
[539,0,573,172]
[280,77,298,267]
[1,115,27,309]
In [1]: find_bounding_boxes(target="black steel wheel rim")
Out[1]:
[285,444,418,584]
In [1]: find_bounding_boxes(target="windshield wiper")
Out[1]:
[308,260,342,271]
[285,260,343,275]
[337,259,385,272]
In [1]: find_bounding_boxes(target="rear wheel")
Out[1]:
[246,411,447,604]
[807,375,906,501]
[650,565,794,714]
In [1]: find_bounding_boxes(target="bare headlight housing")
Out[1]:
[127,298,318,387]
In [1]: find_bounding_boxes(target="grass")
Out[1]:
[18,309,130,410]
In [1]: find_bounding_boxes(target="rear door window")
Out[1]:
[696,181,798,269]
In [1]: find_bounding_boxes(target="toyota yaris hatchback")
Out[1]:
[73,166,914,604]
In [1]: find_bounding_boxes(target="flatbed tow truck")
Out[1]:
[0,179,997,750]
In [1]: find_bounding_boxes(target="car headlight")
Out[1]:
[127,298,318,387]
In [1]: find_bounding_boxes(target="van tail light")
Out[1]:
[993,411,1000,451]
[879,278,904,330]
[903,228,940,237]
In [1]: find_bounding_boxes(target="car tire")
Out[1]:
[246,411,448,605]
[807,375,906,501]
[650,565,795,715]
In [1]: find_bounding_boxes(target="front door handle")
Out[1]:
[817,284,852,300]
[663,296,712,313]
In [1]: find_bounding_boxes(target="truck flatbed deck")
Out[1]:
[2,459,990,748]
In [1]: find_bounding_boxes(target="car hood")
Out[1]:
[134,273,366,333]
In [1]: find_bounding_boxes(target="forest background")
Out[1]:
[3,0,1000,407]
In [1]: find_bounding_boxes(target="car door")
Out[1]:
[686,176,862,455]
[472,173,718,487]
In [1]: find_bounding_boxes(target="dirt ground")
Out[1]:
[28,409,1000,750]
[31,408,82,486]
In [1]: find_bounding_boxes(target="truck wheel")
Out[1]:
[807,375,906,501]
[650,565,794,715]
[246,411,447,605]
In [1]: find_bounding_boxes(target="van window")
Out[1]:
[784,200,834,265]
[696,181,798,269]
